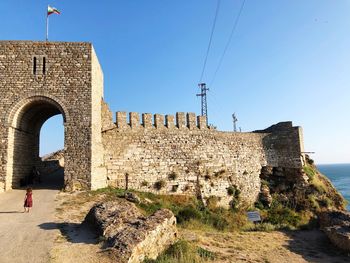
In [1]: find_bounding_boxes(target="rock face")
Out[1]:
[85,200,177,263]
[319,211,350,251]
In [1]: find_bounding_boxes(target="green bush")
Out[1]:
[154,180,167,190]
[266,202,301,227]
[176,207,202,224]
[227,186,235,196]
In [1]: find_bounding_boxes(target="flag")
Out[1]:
[48,6,60,16]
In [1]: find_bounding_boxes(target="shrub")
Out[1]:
[176,207,202,224]
[227,185,241,210]
[227,186,235,196]
[204,174,211,181]
[318,196,332,208]
[197,247,216,260]
[154,180,167,190]
[266,202,301,227]
[211,213,228,231]
[141,180,149,187]
[206,196,219,210]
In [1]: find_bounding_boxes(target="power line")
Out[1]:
[209,0,246,88]
[199,0,221,83]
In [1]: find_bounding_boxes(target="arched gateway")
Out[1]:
[0,41,107,192]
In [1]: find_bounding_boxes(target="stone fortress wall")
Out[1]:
[0,41,305,207]
[100,104,305,206]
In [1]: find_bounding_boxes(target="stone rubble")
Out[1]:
[85,200,177,263]
[319,211,350,251]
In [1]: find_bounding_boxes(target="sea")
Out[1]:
[317,163,350,211]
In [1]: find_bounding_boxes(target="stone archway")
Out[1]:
[0,41,107,192]
[5,96,67,190]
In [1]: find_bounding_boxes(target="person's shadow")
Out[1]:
[38,222,99,244]
[0,211,23,214]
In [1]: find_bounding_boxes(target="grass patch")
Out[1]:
[303,165,316,180]
[91,187,249,232]
[144,240,215,263]
[243,222,276,232]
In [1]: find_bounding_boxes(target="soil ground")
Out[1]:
[1,179,349,263]
[0,171,62,263]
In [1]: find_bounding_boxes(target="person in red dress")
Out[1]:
[24,188,33,213]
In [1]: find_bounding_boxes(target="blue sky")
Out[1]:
[1,1,349,164]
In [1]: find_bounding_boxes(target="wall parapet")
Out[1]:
[114,111,208,130]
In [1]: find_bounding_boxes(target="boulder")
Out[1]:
[319,211,350,251]
[85,200,177,263]
[84,199,143,240]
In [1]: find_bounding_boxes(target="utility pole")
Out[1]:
[196,83,209,125]
[232,113,238,132]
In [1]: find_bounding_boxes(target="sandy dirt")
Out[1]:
[50,192,112,263]
[0,172,62,263]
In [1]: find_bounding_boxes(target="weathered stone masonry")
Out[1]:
[0,41,106,192]
[101,108,305,206]
[0,41,305,207]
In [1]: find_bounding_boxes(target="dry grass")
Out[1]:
[50,188,349,263]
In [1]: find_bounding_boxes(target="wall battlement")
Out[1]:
[113,112,208,130]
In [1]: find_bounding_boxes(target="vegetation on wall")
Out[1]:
[254,155,347,230]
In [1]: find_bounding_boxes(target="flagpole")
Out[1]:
[46,5,49,41]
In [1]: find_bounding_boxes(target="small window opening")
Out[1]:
[33,57,37,75]
[43,57,46,75]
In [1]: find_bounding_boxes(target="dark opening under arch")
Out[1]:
[7,96,66,189]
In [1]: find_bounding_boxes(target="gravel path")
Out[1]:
[0,171,63,263]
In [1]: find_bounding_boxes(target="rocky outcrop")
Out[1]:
[85,200,177,263]
[257,155,346,213]
[319,211,350,251]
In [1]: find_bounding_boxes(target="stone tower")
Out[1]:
[0,41,106,192]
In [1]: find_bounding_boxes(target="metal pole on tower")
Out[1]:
[46,6,49,41]
[196,83,209,125]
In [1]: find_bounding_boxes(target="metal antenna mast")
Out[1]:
[232,113,238,132]
[197,83,209,124]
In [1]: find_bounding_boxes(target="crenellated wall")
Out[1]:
[101,109,305,207]
[113,111,208,130]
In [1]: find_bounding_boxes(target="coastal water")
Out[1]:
[317,163,350,210]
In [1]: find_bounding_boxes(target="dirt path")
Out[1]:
[0,171,62,263]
